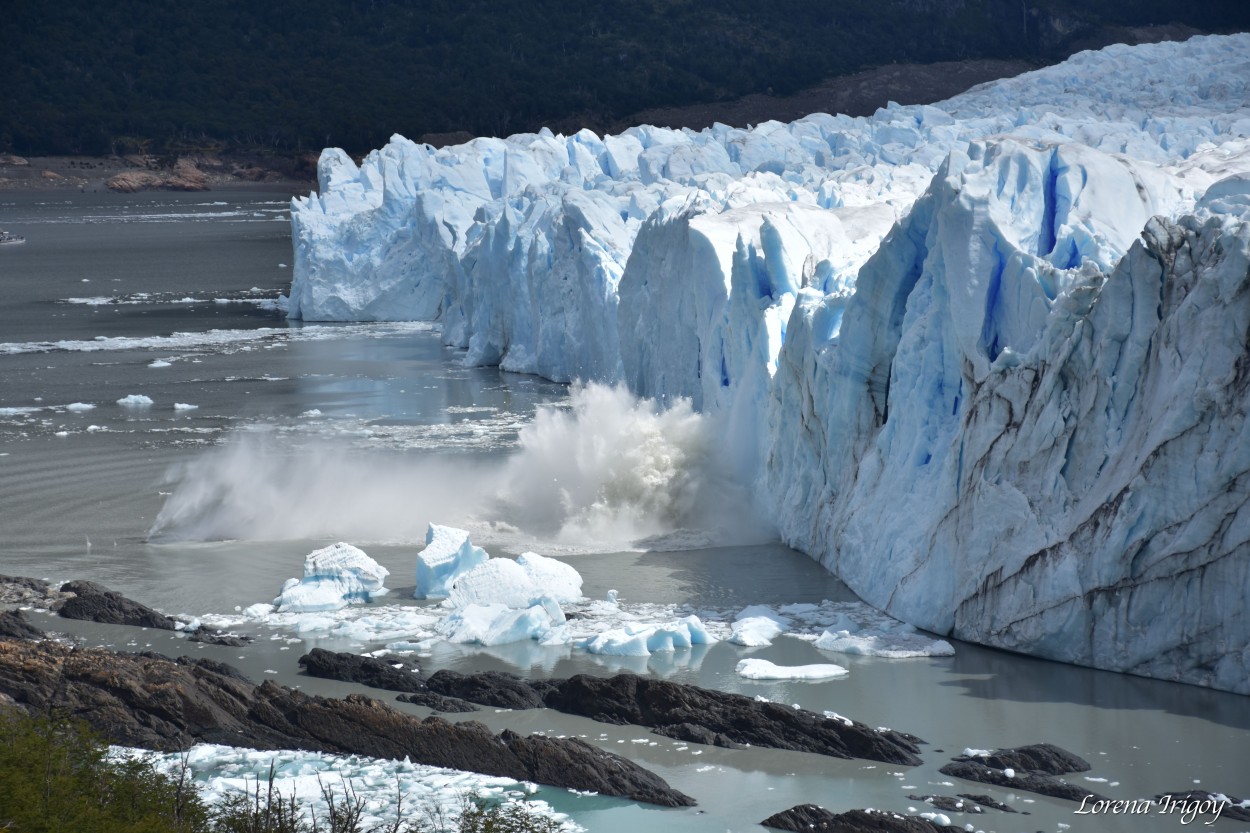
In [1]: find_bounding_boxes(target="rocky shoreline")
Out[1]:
[3,575,1241,827]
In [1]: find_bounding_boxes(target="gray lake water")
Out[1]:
[1,191,1247,833]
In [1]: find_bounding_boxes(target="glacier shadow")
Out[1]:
[937,642,1250,731]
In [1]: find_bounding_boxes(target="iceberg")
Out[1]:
[414,523,488,599]
[735,658,848,680]
[580,615,716,657]
[290,35,1250,691]
[273,542,389,612]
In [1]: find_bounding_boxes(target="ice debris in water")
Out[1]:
[116,394,154,406]
[735,658,848,680]
[728,605,791,647]
[273,542,390,612]
[111,743,578,831]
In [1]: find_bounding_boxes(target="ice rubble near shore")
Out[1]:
[290,35,1250,691]
[215,527,950,661]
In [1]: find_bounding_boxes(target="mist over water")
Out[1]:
[150,383,774,549]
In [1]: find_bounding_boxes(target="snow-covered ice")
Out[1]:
[286,34,1250,691]
[735,658,848,680]
[273,542,390,612]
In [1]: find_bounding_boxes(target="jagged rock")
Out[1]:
[970,743,1090,774]
[299,648,426,693]
[57,580,178,630]
[304,652,922,765]
[1156,790,1250,822]
[651,722,744,749]
[760,806,946,832]
[0,639,693,807]
[0,574,70,608]
[395,691,479,713]
[535,673,923,765]
[107,171,165,192]
[425,669,547,710]
[0,610,44,641]
[906,794,983,813]
[956,794,1017,813]
[166,157,209,190]
[187,628,251,647]
[938,760,1103,802]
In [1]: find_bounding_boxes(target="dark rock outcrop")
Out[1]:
[760,806,946,832]
[0,639,693,808]
[533,672,923,765]
[0,610,44,641]
[957,794,1017,813]
[651,722,744,749]
[938,760,1103,803]
[57,580,178,630]
[0,574,69,608]
[300,648,426,693]
[395,691,480,713]
[906,794,983,813]
[425,669,547,710]
[300,654,923,765]
[973,743,1090,774]
[187,628,251,647]
[1156,791,1250,822]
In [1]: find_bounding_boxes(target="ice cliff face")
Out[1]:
[290,35,1250,692]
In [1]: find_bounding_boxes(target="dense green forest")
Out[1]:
[2,0,1248,156]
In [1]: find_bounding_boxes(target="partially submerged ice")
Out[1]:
[290,35,1250,692]
[274,542,389,612]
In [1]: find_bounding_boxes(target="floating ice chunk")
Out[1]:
[516,551,583,603]
[64,402,95,412]
[814,629,955,658]
[729,605,790,647]
[581,615,715,656]
[174,403,198,411]
[274,542,390,612]
[148,360,172,368]
[242,603,275,617]
[116,394,153,406]
[438,602,560,646]
[735,658,848,680]
[448,558,542,610]
[415,524,488,599]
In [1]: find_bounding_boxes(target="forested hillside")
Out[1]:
[2,0,1247,155]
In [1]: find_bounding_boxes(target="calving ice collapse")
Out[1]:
[289,35,1250,692]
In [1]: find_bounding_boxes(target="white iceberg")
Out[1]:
[273,542,389,612]
[728,605,791,647]
[415,523,488,599]
[735,658,848,680]
[814,629,955,659]
[116,394,154,406]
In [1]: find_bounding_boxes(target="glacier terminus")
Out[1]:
[288,35,1250,693]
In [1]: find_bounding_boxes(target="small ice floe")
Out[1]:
[735,658,848,680]
[728,605,790,647]
[116,394,154,407]
[148,360,172,368]
[64,402,95,412]
[174,403,198,411]
[273,542,390,612]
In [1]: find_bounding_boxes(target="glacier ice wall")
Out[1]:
[290,35,1250,691]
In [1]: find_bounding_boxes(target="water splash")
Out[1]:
[151,383,773,550]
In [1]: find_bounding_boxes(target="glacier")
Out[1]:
[290,35,1250,692]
